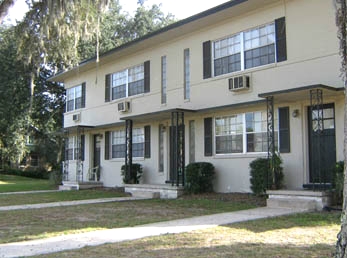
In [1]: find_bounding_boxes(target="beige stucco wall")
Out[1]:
[62,0,344,192]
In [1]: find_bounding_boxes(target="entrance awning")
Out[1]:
[119,108,196,123]
[258,84,344,102]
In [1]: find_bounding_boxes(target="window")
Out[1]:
[244,23,275,69]
[213,23,275,77]
[184,48,190,99]
[161,56,167,104]
[204,18,286,79]
[189,120,195,163]
[66,83,85,112]
[158,124,165,172]
[67,136,77,160]
[215,111,278,154]
[215,115,243,154]
[133,128,145,157]
[111,128,144,158]
[214,34,241,76]
[111,64,144,100]
[66,135,84,160]
[246,111,268,152]
[106,61,150,102]
[111,130,126,159]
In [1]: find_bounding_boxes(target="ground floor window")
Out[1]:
[67,136,77,160]
[215,111,278,154]
[111,128,144,159]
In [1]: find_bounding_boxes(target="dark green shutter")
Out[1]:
[275,17,287,62]
[279,107,290,153]
[80,135,85,161]
[105,131,110,160]
[144,125,151,158]
[81,82,86,108]
[105,74,111,102]
[144,60,150,93]
[203,41,212,79]
[204,117,213,156]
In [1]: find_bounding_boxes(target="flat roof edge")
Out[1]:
[258,84,344,98]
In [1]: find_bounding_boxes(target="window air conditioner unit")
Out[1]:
[72,113,80,122]
[229,75,250,91]
[118,101,130,113]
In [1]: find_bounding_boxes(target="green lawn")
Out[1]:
[0,197,258,244]
[0,174,56,192]
[33,211,341,258]
[0,188,128,206]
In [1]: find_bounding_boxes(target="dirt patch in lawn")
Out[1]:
[180,192,266,207]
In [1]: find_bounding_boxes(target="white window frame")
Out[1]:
[111,63,145,101]
[66,85,82,112]
[184,48,190,100]
[111,128,145,159]
[212,22,276,77]
[214,110,278,155]
[67,136,77,160]
[161,56,167,104]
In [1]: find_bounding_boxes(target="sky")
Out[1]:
[4,0,230,24]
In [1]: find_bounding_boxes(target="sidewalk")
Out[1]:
[0,202,308,258]
[0,196,145,211]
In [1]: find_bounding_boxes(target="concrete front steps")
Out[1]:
[124,184,184,199]
[59,181,103,190]
[266,190,332,211]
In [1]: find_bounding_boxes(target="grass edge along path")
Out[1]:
[30,211,341,258]
[0,196,260,244]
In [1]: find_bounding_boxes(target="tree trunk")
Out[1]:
[335,0,347,257]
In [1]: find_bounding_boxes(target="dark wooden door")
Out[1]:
[308,103,336,184]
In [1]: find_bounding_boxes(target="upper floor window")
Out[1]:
[105,61,150,102]
[244,23,275,69]
[66,83,86,112]
[184,48,190,100]
[203,17,287,79]
[214,34,241,76]
[213,23,275,77]
[161,56,167,104]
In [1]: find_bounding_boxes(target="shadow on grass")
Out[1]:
[224,211,340,233]
[33,241,335,258]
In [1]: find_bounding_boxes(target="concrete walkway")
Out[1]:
[0,197,145,211]
[0,202,308,258]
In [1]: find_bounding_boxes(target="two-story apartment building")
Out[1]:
[51,0,344,194]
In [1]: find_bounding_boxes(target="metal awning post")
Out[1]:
[170,111,185,187]
[76,126,84,182]
[63,130,69,181]
[266,96,275,189]
[125,119,133,183]
[310,89,324,190]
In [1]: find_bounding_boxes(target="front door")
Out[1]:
[93,135,101,180]
[308,103,336,185]
[93,135,101,168]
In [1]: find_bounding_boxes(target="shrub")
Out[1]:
[185,162,215,194]
[332,161,344,205]
[250,158,271,196]
[273,154,284,190]
[0,167,49,179]
[249,154,284,196]
[49,170,63,186]
[121,163,143,184]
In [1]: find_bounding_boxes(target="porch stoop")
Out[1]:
[59,181,103,190]
[266,190,332,211]
[124,184,184,199]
